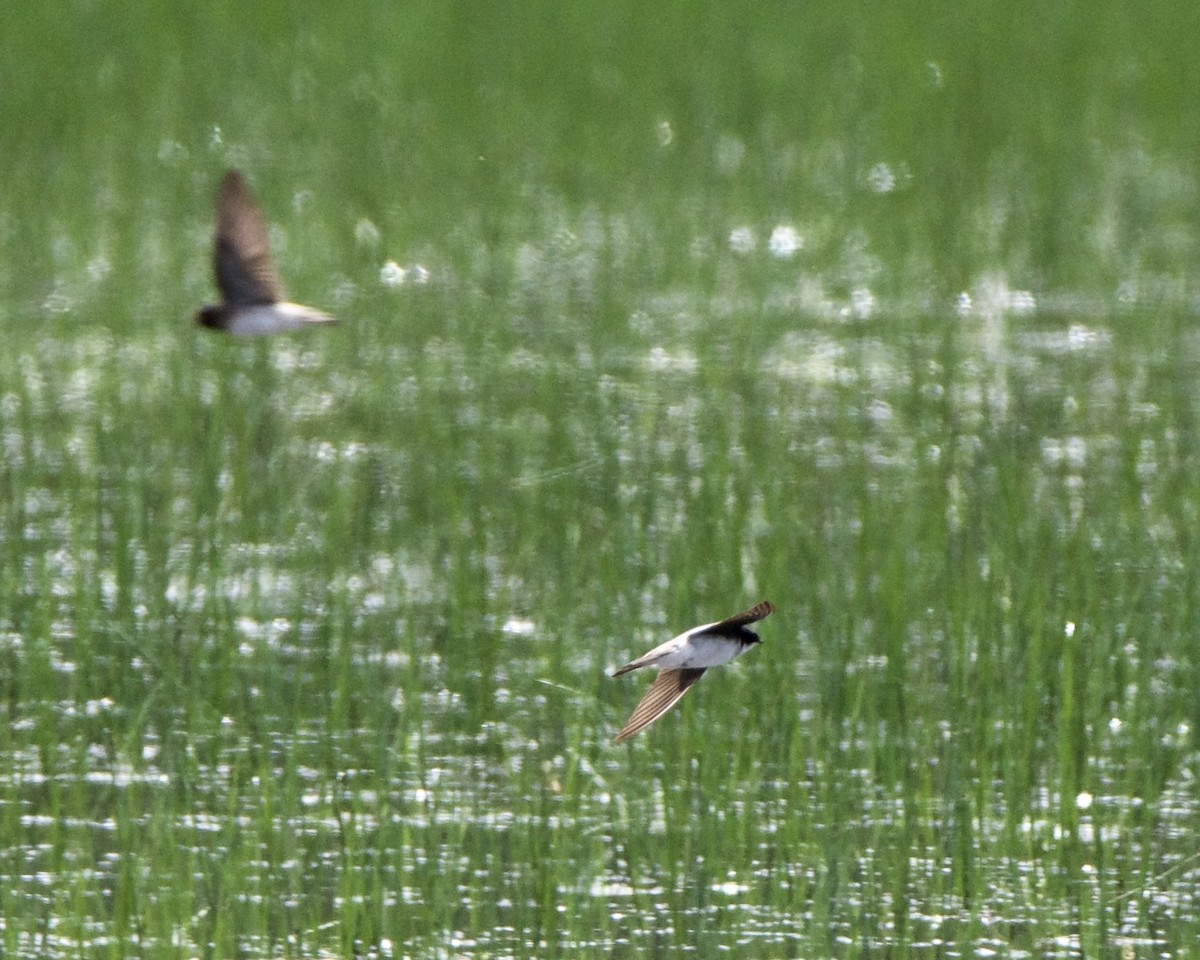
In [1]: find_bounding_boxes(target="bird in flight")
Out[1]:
[196,170,337,335]
[612,601,774,743]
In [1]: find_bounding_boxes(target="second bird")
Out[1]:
[196,170,337,335]
[612,601,774,743]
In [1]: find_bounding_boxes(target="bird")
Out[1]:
[611,601,774,743]
[195,170,337,335]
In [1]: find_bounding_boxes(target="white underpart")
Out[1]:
[225,302,335,336]
[624,622,748,671]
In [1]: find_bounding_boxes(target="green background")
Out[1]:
[2,1,1200,956]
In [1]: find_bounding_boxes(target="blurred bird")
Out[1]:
[612,601,774,743]
[195,170,337,335]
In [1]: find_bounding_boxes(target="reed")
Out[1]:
[2,0,1200,956]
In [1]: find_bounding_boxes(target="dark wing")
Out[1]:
[614,668,706,743]
[213,170,285,306]
[694,600,775,636]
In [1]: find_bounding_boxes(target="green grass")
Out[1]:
[3,0,1200,957]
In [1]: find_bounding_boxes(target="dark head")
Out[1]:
[701,623,762,648]
[692,600,773,648]
[195,306,226,330]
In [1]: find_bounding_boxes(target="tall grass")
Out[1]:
[3,0,1200,956]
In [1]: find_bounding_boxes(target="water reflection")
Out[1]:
[3,236,1200,956]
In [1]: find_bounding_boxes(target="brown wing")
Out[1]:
[213,170,285,306]
[614,667,706,743]
[696,601,774,635]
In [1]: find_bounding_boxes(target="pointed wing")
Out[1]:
[213,170,286,306]
[694,600,774,636]
[614,667,706,743]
